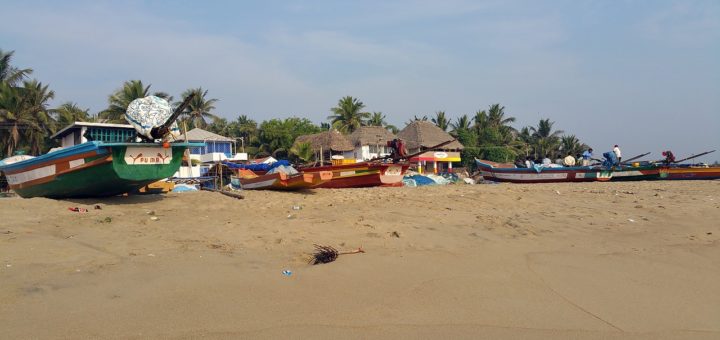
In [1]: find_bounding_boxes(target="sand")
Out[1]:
[1,181,719,339]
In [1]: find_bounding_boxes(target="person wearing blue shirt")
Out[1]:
[581,148,593,166]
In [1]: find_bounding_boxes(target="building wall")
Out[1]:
[189,141,232,157]
[354,145,390,161]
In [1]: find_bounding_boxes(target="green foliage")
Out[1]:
[455,128,478,147]
[328,96,370,133]
[258,117,321,155]
[99,80,150,123]
[290,141,314,163]
[177,87,219,129]
[431,111,449,131]
[461,146,517,170]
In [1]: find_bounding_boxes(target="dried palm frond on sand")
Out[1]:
[309,244,364,265]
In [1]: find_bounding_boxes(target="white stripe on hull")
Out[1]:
[6,164,56,185]
[241,178,278,189]
[483,171,569,181]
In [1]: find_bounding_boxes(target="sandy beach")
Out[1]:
[1,181,719,339]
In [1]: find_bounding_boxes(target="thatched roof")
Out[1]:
[349,126,397,146]
[294,130,354,152]
[397,121,464,150]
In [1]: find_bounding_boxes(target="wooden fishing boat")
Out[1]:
[658,165,720,180]
[301,162,409,188]
[0,141,196,198]
[604,164,661,181]
[233,170,332,190]
[475,159,603,183]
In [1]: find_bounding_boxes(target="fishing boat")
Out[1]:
[603,163,661,181]
[0,94,199,198]
[475,159,604,183]
[0,142,195,198]
[656,150,720,180]
[221,161,332,190]
[300,162,409,188]
[659,165,720,180]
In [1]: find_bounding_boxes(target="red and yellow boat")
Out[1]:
[234,169,332,190]
[301,162,409,188]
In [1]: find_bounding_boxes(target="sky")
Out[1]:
[2,0,719,162]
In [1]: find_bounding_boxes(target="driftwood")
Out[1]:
[308,244,364,265]
[200,187,244,199]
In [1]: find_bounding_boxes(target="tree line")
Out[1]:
[1,48,589,165]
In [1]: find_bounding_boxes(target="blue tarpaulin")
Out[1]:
[222,160,290,172]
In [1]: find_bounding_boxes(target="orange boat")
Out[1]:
[233,169,332,190]
[301,162,409,188]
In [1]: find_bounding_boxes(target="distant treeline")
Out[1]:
[2,48,591,165]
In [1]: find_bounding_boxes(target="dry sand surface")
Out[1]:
[1,181,719,339]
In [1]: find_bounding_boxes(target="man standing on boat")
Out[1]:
[613,145,622,163]
[581,148,593,166]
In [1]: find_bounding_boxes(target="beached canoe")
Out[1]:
[234,170,332,190]
[300,162,409,188]
[0,141,198,198]
[658,165,720,180]
[602,164,661,182]
[475,159,605,183]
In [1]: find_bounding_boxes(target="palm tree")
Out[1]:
[450,114,471,133]
[99,80,151,123]
[431,111,449,131]
[368,112,387,126]
[290,142,314,163]
[559,135,587,157]
[0,49,33,86]
[328,96,370,133]
[405,115,428,124]
[530,118,564,158]
[52,102,92,129]
[177,87,219,129]
[486,104,516,129]
[0,80,55,156]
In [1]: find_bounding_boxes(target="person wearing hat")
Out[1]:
[613,145,622,163]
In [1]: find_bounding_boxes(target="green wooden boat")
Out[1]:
[0,141,201,198]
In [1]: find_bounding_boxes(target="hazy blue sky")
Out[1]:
[2,0,719,161]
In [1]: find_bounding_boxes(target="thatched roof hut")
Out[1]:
[349,126,397,147]
[293,130,354,152]
[397,121,464,151]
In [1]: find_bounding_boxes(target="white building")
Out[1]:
[349,126,397,161]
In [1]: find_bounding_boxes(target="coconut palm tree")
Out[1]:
[290,141,314,163]
[450,114,472,133]
[530,118,564,158]
[0,80,55,156]
[52,102,92,129]
[431,111,449,131]
[99,80,151,123]
[368,112,387,126]
[559,135,587,157]
[486,104,516,129]
[328,96,370,133]
[177,87,219,129]
[0,49,33,86]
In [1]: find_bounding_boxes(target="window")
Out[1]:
[87,128,135,143]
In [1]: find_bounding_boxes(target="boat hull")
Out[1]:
[476,159,600,183]
[659,166,720,180]
[0,142,192,198]
[238,171,332,190]
[604,165,660,181]
[303,162,409,188]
